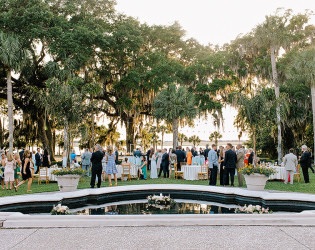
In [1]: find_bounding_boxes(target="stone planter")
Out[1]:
[56,175,81,192]
[244,173,268,191]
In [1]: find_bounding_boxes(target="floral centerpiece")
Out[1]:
[51,167,85,176]
[51,204,71,215]
[239,164,277,177]
[235,204,273,214]
[147,193,176,209]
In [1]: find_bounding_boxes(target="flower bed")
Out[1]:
[235,204,272,214]
[147,193,176,209]
[51,167,85,176]
[240,164,277,177]
[51,204,71,215]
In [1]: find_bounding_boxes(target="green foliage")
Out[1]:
[239,164,277,177]
[188,135,201,147]
[51,167,85,176]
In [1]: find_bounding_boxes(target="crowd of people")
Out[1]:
[0,148,51,192]
[0,142,313,192]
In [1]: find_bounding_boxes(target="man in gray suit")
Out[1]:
[236,144,245,187]
[283,148,298,184]
[208,144,219,186]
[81,148,92,177]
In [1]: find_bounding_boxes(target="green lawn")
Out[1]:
[1,170,314,197]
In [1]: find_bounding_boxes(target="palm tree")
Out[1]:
[289,46,315,156]
[153,84,198,149]
[0,32,28,153]
[189,135,201,147]
[209,131,222,146]
[157,124,172,149]
[178,133,188,146]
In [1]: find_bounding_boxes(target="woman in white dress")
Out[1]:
[150,149,157,178]
[156,149,162,172]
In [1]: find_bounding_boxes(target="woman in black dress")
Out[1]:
[42,149,50,168]
[15,150,34,192]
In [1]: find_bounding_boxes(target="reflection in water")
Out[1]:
[76,202,235,215]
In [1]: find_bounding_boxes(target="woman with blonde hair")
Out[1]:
[15,150,34,192]
[105,146,118,187]
[4,152,15,190]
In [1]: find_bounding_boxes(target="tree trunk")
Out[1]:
[253,126,257,166]
[63,118,69,167]
[215,137,218,146]
[91,109,95,148]
[311,85,315,161]
[45,120,55,161]
[38,114,55,161]
[270,45,282,163]
[161,132,164,149]
[7,69,14,153]
[125,117,135,153]
[172,118,179,149]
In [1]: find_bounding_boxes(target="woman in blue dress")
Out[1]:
[138,156,147,180]
[105,146,118,187]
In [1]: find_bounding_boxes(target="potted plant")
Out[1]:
[51,168,85,192]
[240,164,277,191]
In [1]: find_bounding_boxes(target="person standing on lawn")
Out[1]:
[223,143,237,187]
[284,148,298,185]
[81,148,92,177]
[236,144,245,187]
[208,144,218,186]
[300,145,312,183]
[90,144,104,188]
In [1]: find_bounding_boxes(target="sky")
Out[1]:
[110,0,315,143]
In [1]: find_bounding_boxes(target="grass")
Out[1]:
[1,170,315,197]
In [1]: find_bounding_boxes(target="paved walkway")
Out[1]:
[2,226,315,250]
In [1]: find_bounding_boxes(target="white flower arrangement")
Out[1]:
[235,204,272,214]
[147,193,176,209]
[51,204,71,215]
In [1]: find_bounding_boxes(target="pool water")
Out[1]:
[73,200,237,215]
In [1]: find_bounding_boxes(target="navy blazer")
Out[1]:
[91,150,104,169]
[300,151,312,168]
[223,149,237,169]
[161,153,169,167]
[175,150,185,163]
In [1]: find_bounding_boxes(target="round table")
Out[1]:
[182,165,201,180]
[269,166,286,180]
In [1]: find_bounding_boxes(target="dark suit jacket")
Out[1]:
[19,150,24,160]
[146,150,151,161]
[134,150,142,157]
[91,150,104,170]
[175,150,185,163]
[300,151,312,168]
[204,148,210,161]
[192,150,198,157]
[35,152,42,166]
[223,149,237,169]
[161,153,170,168]
[248,152,254,165]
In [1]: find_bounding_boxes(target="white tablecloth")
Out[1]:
[182,165,201,180]
[269,166,286,180]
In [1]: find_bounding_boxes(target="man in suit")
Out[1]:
[19,148,24,160]
[208,144,218,186]
[223,143,237,187]
[159,148,170,178]
[82,148,92,177]
[284,148,298,184]
[204,145,210,161]
[300,145,312,183]
[133,148,142,158]
[35,148,42,174]
[90,144,105,188]
[146,148,152,170]
[192,147,198,157]
[175,146,185,171]
[236,144,245,187]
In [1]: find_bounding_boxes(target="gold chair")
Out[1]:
[198,164,208,180]
[174,163,184,179]
[294,164,301,183]
[121,164,131,182]
[38,167,49,184]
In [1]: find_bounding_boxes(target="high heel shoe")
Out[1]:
[114,183,117,186]
[109,184,112,187]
